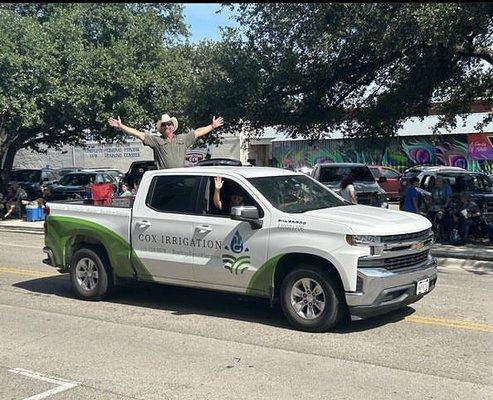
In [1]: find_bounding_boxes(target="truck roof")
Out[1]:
[145,166,299,179]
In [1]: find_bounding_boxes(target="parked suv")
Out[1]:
[311,163,388,207]
[415,166,493,220]
[124,160,157,189]
[9,168,60,200]
[47,171,117,200]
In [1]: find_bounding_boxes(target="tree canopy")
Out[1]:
[208,3,493,139]
[0,3,192,187]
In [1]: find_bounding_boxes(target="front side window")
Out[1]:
[249,174,345,213]
[202,176,264,217]
[147,175,201,214]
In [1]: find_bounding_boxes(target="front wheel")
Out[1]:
[70,247,113,301]
[280,265,345,332]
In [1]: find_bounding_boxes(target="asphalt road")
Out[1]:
[0,231,491,400]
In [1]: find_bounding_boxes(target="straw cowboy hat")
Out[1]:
[156,113,178,133]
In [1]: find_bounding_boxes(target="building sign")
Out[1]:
[84,144,141,160]
[185,147,210,166]
[468,134,493,160]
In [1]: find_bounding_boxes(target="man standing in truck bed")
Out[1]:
[108,113,224,169]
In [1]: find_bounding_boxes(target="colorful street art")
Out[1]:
[271,134,493,173]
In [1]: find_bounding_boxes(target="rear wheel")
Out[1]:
[70,247,113,301]
[280,265,345,332]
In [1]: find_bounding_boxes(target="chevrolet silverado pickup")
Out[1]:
[43,166,437,332]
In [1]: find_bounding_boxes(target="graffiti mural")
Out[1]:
[271,134,493,173]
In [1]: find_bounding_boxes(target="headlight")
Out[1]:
[346,235,381,246]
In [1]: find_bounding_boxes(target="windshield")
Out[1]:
[248,174,345,213]
[439,173,493,193]
[10,170,41,182]
[59,174,95,186]
[319,165,375,182]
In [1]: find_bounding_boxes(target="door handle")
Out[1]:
[137,220,152,228]
[196,225,212,233]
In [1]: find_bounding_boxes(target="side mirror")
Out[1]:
[230,206,263,229]
[378,176,387,183]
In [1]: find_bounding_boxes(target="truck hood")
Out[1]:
[304,205,431,236]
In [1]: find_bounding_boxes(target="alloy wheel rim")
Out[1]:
[75,257,99,291]
[290,278,326,320]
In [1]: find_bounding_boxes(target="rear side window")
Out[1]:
[382,168,400,179]
[147,175,201,214]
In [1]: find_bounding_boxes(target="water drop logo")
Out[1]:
[223,230,250,275]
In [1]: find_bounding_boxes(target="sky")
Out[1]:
[183,3,239,43]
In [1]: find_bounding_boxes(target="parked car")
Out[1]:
[414,166,493,220]
[9,168,60,200]
[43,166,436,332]
[55,167,85,178]
[47,171,117,200]
[368,165,402,200]
[83,168,125,188]
[311,162,388,207]
[124,160,157,189]
[196,158,243,166]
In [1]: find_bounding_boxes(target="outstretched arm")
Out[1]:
[194,116,224,138]
[108,116,146,141]
[213,176,224,210]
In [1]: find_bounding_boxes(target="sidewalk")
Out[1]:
[0,218,491,260]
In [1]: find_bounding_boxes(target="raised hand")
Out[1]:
[211,116,224,129]
[214,176,224,190]
[108,116,123,129]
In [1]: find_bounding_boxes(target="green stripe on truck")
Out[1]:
[45,216,153,279]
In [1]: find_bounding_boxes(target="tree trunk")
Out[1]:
[0,143,18,194]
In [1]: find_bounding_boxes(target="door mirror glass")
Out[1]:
[230,206,263,229]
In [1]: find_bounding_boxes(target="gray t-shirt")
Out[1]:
[143,130,196,169]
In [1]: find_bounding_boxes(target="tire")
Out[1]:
[70,246,113,301]
[280,265,345,332]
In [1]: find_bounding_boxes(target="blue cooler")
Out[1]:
[26,204,44,221]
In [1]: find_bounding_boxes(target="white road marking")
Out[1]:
[8,368,79,400]
[3,243,40,249]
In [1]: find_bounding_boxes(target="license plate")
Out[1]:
[416,278,430,295]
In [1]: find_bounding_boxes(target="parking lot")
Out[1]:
[0,230,492,400]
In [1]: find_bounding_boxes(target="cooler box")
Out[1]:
[26,205,44,221]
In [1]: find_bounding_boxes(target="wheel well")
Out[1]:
[272,253,346,303]
[66,235,111,270]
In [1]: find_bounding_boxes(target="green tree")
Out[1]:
[0,3,190,190]
[212,3,493,140]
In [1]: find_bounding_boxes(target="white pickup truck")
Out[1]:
[43,166,437,332]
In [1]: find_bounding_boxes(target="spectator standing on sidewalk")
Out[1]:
[108,113,224,169]
[403,177,420,213]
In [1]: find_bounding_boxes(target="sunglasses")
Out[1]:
[161,122,173,127]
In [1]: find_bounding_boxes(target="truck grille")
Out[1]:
[381,229,432,244]
[359,250,430,271]
[382,250,430,270]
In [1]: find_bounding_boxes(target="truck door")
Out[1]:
[190,176,270,295]
[131,174,202,284]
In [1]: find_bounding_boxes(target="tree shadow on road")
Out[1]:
[14,275,414,333]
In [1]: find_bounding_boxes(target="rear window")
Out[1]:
[319,166,374,182]
[146,175,201,214]
[10,170,41,182]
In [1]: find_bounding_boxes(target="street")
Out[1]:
[0,231,492,400]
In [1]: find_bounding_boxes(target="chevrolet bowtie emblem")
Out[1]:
[412,242,425,250]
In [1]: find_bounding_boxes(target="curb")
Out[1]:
[430,250,493,262]
[0,225,44,235]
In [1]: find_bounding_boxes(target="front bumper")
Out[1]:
[42,246,56,267]
[346,257,437,320]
